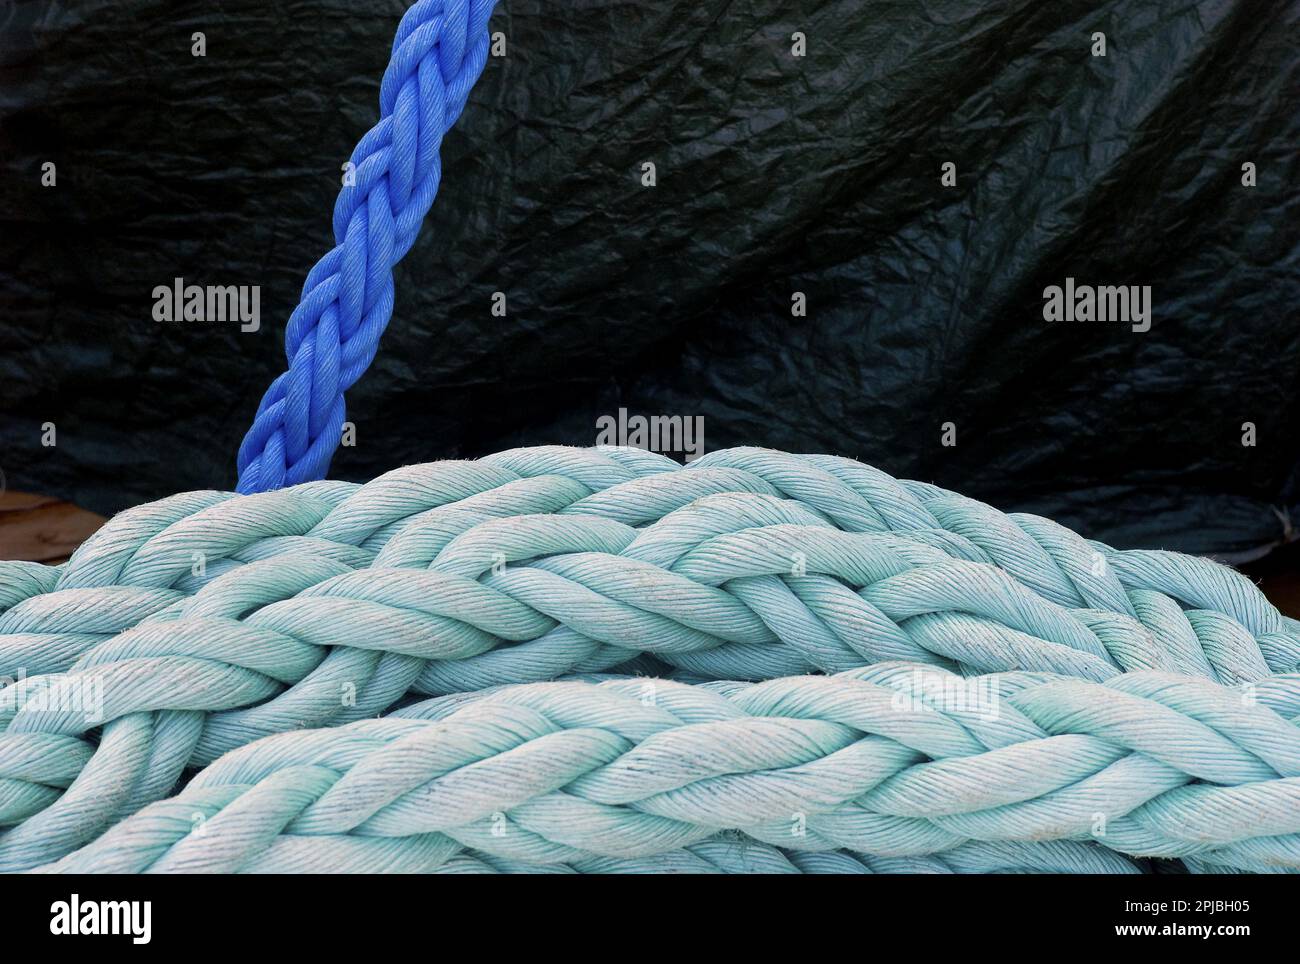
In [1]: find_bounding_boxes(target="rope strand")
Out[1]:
[235,0,499,493]
[39,669,1300,874]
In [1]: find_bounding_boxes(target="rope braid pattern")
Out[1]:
[235,0,497,493]
[39,668,1300,874]
[5,1,1285,876]
[6,448,1297,681]
[2,448,1298,871]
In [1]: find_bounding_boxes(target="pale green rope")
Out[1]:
[2,447,1296,872]
[40,667,1300,874]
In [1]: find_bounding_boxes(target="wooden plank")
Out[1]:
[0,491,107,564]
[1242,541,1300,620]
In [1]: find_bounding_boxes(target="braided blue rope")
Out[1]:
[236,0,498,494]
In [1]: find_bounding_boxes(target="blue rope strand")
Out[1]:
[236,0,498,494]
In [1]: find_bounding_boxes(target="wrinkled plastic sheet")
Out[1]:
[1,0,1297,559]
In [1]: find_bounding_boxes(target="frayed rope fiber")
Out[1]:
[7,2,1295,874]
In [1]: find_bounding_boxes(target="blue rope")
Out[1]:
[236,0,498,494]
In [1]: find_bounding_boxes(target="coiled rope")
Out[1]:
[38,668,1300,874]
[5,2,1294,874]
[2,448,1298,871]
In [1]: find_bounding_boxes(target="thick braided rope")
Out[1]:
[9,0,1284,878]
[3,448,1299,870]
[5,449,1294,873]
[38,667,1300,874]
[6,448,1297,684]
[235,0,497,493]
